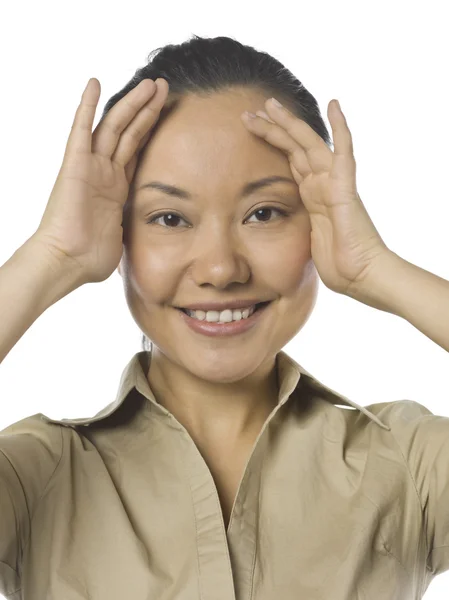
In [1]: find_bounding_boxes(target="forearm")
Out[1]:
[352,250,449,353]
[0,235,82,364]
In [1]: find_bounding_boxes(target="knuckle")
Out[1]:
[102,119,123,137]
[123,126,144,142]
[143,103,160,117]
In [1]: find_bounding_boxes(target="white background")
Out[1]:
[0,0,448,598]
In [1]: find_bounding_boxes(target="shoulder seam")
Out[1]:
[387,423,424,510]
[20,425,65,560]
[0,454,24,580]
[386,419,428,560]
[0,447,32,528]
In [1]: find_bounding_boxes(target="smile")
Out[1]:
[176,301,271,337]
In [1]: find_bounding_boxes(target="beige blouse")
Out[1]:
[0,348,447,599]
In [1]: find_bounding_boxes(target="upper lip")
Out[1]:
[177,299,270,311]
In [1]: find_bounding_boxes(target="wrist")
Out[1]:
[348,250,406,316]
[13,234,84,310]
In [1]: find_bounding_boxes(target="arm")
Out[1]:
[352,250,449,353]
[0,235,83,364]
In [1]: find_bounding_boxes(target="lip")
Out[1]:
[176,298,267,312]
[175,302,271,337]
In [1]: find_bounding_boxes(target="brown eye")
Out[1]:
[146,212,188,228]
[246,206,287,223]
[146,206,288,228]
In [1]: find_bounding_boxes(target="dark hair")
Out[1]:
[101,34,332,353]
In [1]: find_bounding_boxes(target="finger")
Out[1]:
[242,112,314,178]
[112,78,169,167]
[64,78,101,158]
[124,152,138,186]
[136,127,153,154]
[264,99,334,174]
[328,100,356,179]
[255,110,276,123]
[91,78,157,159]
[123,126,154,185]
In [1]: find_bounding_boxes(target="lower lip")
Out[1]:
[175,303,271,337]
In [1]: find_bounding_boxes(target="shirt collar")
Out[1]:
[40,349,390,431]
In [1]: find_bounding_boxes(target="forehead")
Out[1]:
[156,87,268,139]
[135,87,287,181]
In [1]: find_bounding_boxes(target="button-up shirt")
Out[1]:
[1,349,447,599]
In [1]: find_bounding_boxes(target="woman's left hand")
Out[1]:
[241,98,390,299]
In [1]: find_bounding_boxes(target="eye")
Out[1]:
[146,206,288,228]
[245,206,287,224]
[146,212,189,228]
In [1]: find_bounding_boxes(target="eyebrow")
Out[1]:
[136,176,297,200]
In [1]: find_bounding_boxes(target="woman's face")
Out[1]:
[118,87,319,383]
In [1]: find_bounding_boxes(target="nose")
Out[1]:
[188,228,250,289]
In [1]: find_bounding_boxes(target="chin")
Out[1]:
[180,353,264,384]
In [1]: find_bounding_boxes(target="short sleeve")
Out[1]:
[387,399,449,577]
[0,414,63,597]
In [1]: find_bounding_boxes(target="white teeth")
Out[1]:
[184,305,257,322]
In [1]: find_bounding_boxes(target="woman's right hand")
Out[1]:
[33,76,169,285]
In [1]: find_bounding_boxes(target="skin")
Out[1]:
[117,86,319,454]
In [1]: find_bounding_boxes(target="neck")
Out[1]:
[146,347,279,449]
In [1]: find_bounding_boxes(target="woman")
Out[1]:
[1,34,448,599]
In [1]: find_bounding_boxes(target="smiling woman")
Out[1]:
[5,32,449,600]
[115,84,318,398]
[99,35,332,359]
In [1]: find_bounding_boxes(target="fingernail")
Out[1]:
[243,111,257,119]
[271,97,283,108]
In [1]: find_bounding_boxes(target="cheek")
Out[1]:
[256,234,312,293]
[122,243,182,305]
